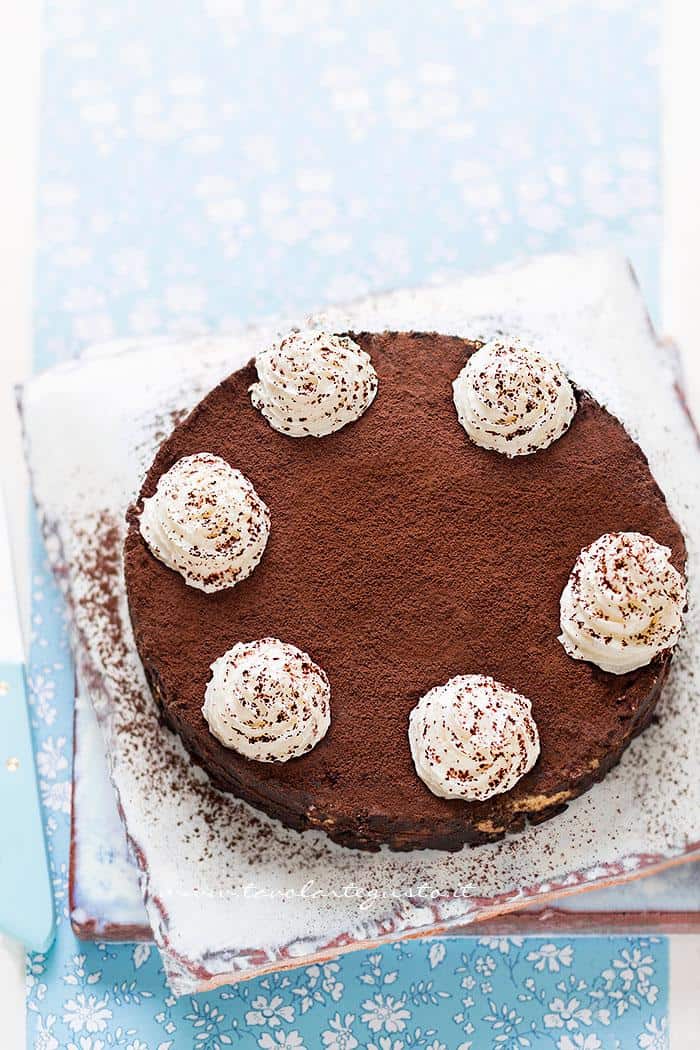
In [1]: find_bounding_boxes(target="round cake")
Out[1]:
[124,331,686,851]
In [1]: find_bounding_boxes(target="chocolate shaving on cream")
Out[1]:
[202,638,331,762]
[139,452,270,592]
[408,674,540,801]
[559,531,686,674]
[250,329,378,438]
[452,337,576,456]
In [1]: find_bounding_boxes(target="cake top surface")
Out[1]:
[125,330,685,846]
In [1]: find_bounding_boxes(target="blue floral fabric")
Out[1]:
[27,930,668,1049]
[28,0,669,1047]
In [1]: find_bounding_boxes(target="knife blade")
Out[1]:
[0,489,54,952]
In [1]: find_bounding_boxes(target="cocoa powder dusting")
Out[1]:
[122,331,686,851]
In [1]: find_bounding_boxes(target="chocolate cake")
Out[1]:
[124,331,686,851]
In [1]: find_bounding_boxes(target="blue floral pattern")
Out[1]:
[29,0,668,1046]
[27,925,669,1048]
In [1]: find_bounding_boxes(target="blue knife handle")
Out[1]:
[0,661,55,952]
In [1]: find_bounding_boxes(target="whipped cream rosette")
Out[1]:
[559,531,686,674]
[250,329,378,437]
[139,452,270,592]
[202,638,331,762]
[408,674,540,801]
[453,337,576,456]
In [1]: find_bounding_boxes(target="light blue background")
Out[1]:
[28,1,669,1047]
